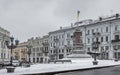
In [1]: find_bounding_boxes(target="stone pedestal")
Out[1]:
[93,61,98,65]
[6,67,15,73]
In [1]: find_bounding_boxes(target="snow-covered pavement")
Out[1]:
[0,59,120,75]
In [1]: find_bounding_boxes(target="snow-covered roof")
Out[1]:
[49,13,120,34]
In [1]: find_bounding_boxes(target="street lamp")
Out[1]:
[26,45,32,63]
[87,41,100,65]
[113,45,118,62]
[5,36,19,66]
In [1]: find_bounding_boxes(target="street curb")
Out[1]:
[24,64,120,75]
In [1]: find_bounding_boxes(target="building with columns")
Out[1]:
[49,13,120,60]
[0,27,10,63]
[27,35,49,63]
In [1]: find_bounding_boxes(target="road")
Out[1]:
[57,66,120,75]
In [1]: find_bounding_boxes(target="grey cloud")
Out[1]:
[0,0,120,42]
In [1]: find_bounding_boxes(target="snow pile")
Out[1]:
[0,60,120,75]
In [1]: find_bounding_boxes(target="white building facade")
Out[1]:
[0,27,10,63]
[27,35,49,63]
[49,13,120,60]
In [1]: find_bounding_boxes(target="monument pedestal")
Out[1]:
[66,50,92,60]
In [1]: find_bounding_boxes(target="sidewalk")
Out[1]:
[0,60,120,75]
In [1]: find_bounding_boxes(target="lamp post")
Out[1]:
[87,41,100,65]
[5,37,19,66]
[113,45,118,62]
[26,45,32,63]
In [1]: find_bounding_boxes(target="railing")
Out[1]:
[54,38,59,42]
[111,39,120,43]
[114,30,120,34]
[93,32,101,36]
[42,42,49,46]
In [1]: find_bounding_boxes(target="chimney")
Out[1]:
[60,26,62,29]
[71,23,73,27]
[116,13,119,18]
[99,17,102,21]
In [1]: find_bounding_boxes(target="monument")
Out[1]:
[66,28,92,60]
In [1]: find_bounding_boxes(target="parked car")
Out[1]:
[12,60,20,67]
[3,61,10,66]
[0,62,4,67]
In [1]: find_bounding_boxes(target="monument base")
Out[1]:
[64,50,92,60]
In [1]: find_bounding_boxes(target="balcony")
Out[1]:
[54,38,59,42]
[73,43,84,48]
[93,32,101,36]
[42,42,49,46]
[42,49,49,53]
[111,39,120,43]
[114,30,120,35]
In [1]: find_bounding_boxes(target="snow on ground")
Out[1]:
[0,59,120,75]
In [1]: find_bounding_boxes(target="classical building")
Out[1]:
[0,27,10,63]
[13,42,28,62]
[49,13,120,60]
[49,26,75,60]
[27,35,49,63]
[42,35,49,63]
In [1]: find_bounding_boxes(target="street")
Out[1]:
[58,66,120,75]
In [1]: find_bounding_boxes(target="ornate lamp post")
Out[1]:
[87,41,100,65]
[113,45,118,61]
[26,45,32,63]
[5,37,19,66]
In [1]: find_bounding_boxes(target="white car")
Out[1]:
[12,60,20,67]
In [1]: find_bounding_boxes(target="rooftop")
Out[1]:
[49,13,120,34]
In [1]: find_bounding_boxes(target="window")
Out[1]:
[105,46,109,50]
[115,26,117,31]
[88,38,90,43]
[115,35,119,40]
[92,38,94,42]
[51,36,52,40]
[67,33,70,38]
[96,37,99,42]
[59,35,61,39]
[66,49,69,53]
[80,32,82,36]
[1,53,3,58]
[106,27,108,32]
[101,28,103,33]
[67,41,70,45]
[96,28,98,32]
[59,42,61,46]
[62,34,64,38]
[54,36,55,40]
[62,49,64,53]
[59,49,61,53]
[87,47,90,52]
[101,37,103,42]
[92,29,94,33]
[69,49,71,53]
[87,30,90,35]
[101,47,104,51]
[106,36,108,42]
[62,41,64,46]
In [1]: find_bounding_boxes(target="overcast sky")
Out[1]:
[0,0,120,42]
